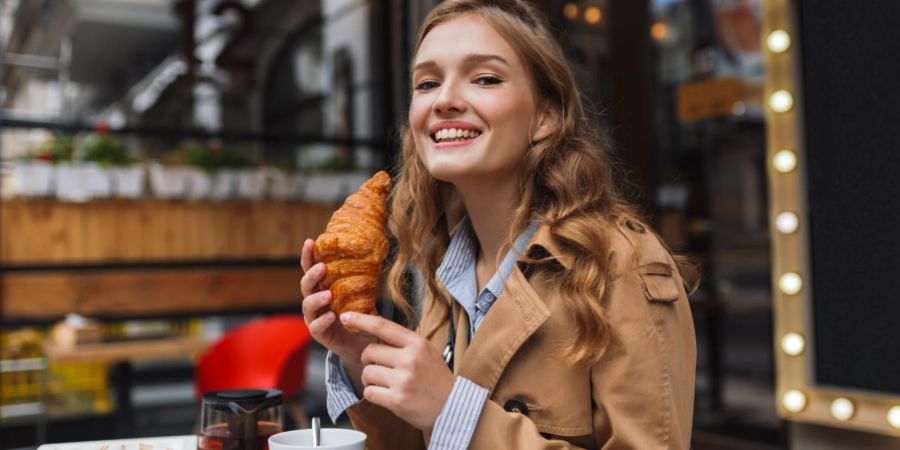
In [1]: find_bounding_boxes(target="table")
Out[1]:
[37,435,198,450]
[42,336,208,364]
[41,336,208,436]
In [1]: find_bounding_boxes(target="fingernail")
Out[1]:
[340,312,353,323]
[315,263,324,274]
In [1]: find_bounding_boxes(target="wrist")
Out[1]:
[339,357,366,397]
[336,352,363,372]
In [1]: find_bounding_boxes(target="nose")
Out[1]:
[432,79,467,115]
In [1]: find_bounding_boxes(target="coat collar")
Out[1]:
[455,266,551,393]
[431,224,570,394]
[522,224,574,271]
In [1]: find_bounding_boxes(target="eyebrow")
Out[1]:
[412,53,510,74]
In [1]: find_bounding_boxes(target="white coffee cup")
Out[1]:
[268,429,366,450]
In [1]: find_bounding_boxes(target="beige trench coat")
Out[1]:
[346,217,697,449]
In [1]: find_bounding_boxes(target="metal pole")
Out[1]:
[38,356,49,444]
[1,19,5,192]
[58,36,72,121]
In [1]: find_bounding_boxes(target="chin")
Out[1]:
[423,163,471,184]
[418,151,473,183]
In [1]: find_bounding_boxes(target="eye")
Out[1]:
[415,80,439,91]
[474,75,503,86]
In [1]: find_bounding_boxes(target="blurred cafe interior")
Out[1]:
[1,0,899,449]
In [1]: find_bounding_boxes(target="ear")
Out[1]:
[531,100,561,143]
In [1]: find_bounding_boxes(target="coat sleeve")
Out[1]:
[345,399,427,450]
[467,247,695,450]
[589,263,696,450]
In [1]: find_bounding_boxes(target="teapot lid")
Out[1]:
[202,388,282,411]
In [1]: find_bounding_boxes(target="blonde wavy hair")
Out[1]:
[385,0,698,365]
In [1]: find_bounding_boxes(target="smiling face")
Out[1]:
[409,14,543,187]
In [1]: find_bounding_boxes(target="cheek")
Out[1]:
[487,93,535,133]
[408,96,432,127]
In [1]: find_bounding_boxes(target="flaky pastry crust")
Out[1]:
[313,171,390,331]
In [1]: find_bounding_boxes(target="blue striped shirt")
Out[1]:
[325,217,537,449]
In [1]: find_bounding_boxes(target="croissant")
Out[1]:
[313,171,391,330]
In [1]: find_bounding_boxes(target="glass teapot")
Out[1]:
[199,389,284,450]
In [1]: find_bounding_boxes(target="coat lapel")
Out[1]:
[455,266,551,394]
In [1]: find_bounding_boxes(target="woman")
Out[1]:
[300,1,697,448]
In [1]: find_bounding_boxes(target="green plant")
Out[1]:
[158,147,186,166]
[184,142,217,172]
[215,146,255,169]
[159,142,256,171]
[269,151,299,172]
[316,153,353,173]
[81,134,134,166]
[26,135,74,164]
[159,141,213,171]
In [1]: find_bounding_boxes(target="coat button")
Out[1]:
[504,397,529,416]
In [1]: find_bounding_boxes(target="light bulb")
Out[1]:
[783,389,807,412]
[888,406,900,428]
[773,149,798,173]
[776,212,799,234]
[779,272,803,295]
[651,21,669,41]
[770,90,794,113]
[585,6,602,24]
[564,3,578,20]
[831,398,855,421]
[781,333,805,356]
[767,30,791,53]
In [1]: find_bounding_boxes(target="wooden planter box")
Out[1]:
[1,199,338,321]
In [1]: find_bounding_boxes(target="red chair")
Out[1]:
[195,315,312,426]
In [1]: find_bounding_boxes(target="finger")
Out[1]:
[308,311,336,338]
[300,262,326,297]
[301,290,332,320]
[362,385,393,410]
[360,342,405,368]
[300,239,315,273]
[340,312,412,347]
[360,363,396,388]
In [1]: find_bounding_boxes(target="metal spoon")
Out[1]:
[312,416,321,447]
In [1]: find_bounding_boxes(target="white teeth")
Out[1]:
[433,127,482,142]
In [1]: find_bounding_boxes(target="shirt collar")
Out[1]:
[436,217,538,304]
